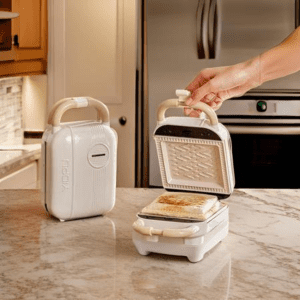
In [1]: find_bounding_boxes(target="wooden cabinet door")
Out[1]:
[0,0,47,77]
[12,0,47,61]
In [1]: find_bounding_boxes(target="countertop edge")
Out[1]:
[0,149,41,180]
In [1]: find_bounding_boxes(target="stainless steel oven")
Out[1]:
[218,91,300,188]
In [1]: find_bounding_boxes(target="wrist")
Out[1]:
[242,56,262,87]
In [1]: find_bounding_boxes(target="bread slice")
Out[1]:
[141,192,220,221]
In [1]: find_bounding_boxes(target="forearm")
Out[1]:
[184,27,300,114]
[259,27,300,84]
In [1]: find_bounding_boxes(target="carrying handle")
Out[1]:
[157,89,219,126]
[133,219,199,238]
[48,97,110,127]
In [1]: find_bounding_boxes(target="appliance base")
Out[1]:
[132,219,228,263]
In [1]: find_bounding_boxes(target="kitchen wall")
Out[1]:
[0,75,47,146]
[22,75,47,133]
[0,77,23,145]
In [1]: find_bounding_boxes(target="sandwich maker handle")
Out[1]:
[133,219,199,238]
[48,98,72,124]
[49,97,110,127]
[157,90,218,126]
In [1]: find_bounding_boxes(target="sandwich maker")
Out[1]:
[132,90,235,262]
[41,97,117,222]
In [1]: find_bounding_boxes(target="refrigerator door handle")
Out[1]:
[296,0,300,27]
[208,0,221,59]
[196,0,210,59]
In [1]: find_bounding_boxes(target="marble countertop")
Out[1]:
[0,144,41,179]
[0,188,299,299]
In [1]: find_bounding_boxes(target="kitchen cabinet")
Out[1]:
[0,0,47,77]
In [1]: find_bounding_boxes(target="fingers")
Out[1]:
[183,62,257,119]
[184,107,193,116]
[185,91,223,115]
[186,64,250,105]
[185,71,210,93]
[203,92,217,103]
[184,107,202,117]
[185,97,223,117]
[185,67,227,94]
[186,82,213,106]
[189,110,200,118]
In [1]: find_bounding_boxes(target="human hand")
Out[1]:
[184,57,261,117]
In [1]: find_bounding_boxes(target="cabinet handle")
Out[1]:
[13,35,19,46]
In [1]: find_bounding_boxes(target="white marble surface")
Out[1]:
[0,188,299,299]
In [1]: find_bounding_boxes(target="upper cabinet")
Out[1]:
[0,0,47,77]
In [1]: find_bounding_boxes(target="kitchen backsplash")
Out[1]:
[0,77,23,145]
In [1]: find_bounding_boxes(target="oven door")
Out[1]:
[225,124,300,188]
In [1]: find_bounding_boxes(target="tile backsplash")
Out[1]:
[0,77,23,145]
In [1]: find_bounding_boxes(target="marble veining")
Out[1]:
[0,189,300,299]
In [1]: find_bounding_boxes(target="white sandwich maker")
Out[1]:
[132,90,235,262]
[41,97,117,222]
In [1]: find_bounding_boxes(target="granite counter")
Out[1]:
[0,144,41,179]
[0,189,299,299]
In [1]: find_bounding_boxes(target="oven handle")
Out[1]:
[133,219,200,238]
[225,125,300,135]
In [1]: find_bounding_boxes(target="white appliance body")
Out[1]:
[154,116,235,197]
[41,98,118,222]
[133,92,232,262]
[132,204,229,263]
[153,91,235,198]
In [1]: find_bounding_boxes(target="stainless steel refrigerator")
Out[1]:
[144,0,300,187]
